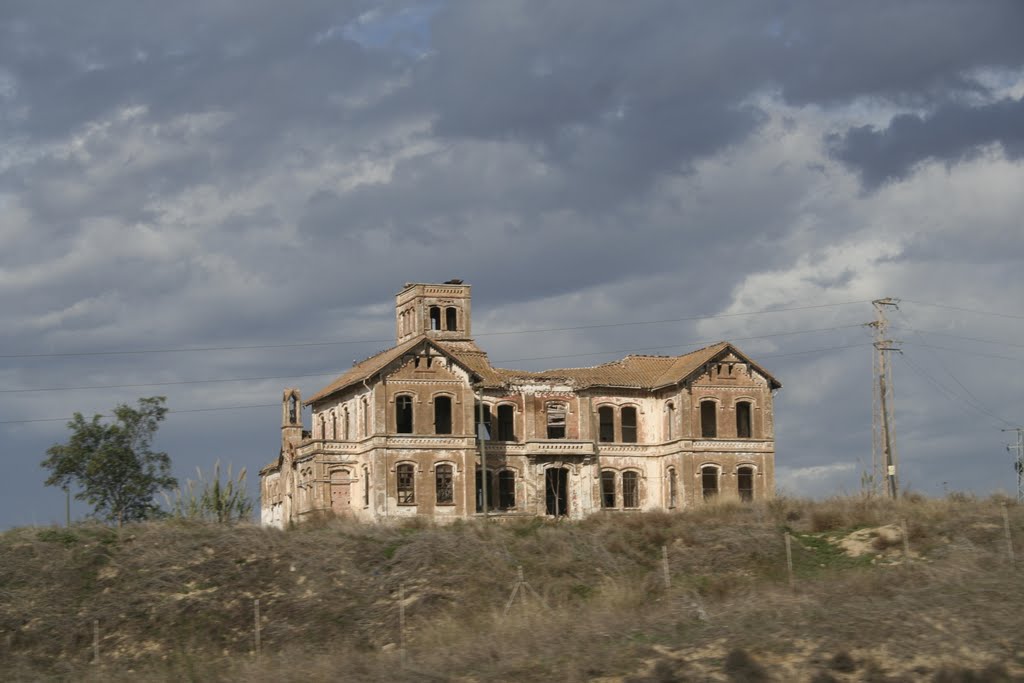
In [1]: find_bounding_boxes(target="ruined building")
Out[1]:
[260,281,781,526]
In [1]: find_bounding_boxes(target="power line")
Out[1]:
[893,327,1024,350]
[902,299,1024,321]
[896,354,1013,428]
[1,323,866,394]
[902,341,1024,363]
[0,299,871,360]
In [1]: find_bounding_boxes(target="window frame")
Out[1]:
[433,393,454,435]
[395,394,414,434]
[396,462,416,505]
[435,463,454,505]
[700,400,718,438]
[736,400,753,439]
[620,406,638,443]
[622,470,640,509]
[546,401,567,439]
[600,469,617,509]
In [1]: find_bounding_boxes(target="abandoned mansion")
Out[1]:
[260,281,781,526]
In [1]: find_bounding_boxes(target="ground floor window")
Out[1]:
[498,470,516,509]
[667,467,678,508]
[397,463,415,505]
[622,471,640,508]
[435,464,454,504]
[600,470,616,508]
[738,466,754,502]
[701,465,719,501]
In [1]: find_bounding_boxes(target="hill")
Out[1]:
[1,495,1022,681]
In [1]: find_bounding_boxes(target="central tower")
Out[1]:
[395,279,472,344]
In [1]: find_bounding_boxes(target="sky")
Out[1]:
[2,1,1023,528]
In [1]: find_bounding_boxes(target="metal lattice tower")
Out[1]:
[868,298,901,499]
[1004,428,1024,503]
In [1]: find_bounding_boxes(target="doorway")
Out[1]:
[330,469,353,515]
[545,467,569,516]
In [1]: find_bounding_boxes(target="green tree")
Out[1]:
[41,396,177,526]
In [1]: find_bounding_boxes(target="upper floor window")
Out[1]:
[700,401,717,438]
[598,406,615,443]
[343,407,350,440]
[622,471,640,508]
[665,402,675,440]
[397,463,415,505]
[362,397,371,436]
[546,402,567,439]
[396,395,414,434]
[475,402,492,440]
[621,407,638,443]
[497,404,516,441]
[434,395,453,435]
[445,307,458,331]
[736,401,752,438]
[429,306,441,330]
[435,464,454,504]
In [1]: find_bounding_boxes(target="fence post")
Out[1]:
[253,599,261,661]
[784,533,794,589]
[1002,503,1016,568]
[661,545,671,589]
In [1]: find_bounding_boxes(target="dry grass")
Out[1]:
[1,496,1021,681]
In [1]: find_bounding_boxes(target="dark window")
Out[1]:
[397,463,415,505]
[600,470,616,508]
[621,407,638,443]
[665,402,675,440]
[738,466,754,502]
[475,468,494,513]
[434,395,453,434]
[362,397,370,436]
[445,307,457,331]
[498,470,516,509]
[396,396,413,434]
[622,471,639,508]
[700,401,717,438]
[546,402,567,439]
[736,401,752,438]
[429,306,441,330]
[475,402,492,440]
[363,466,370,506]
[435,464,454,504]
[497,404,516,441]
[701,465,718,501]
[598,406,615,442]
[667,467,678,508]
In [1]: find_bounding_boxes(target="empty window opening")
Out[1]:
[330,411,337,439]
[700,401,717,438]
[498,470,516,510]
[546,402,567,439]
[429,306,441,330]
[288,395,298,424]
[475,402,492,440]
[621,407,638,443]
[396,396,413,434]
[665,402,675,440]
[600,470,616,509]
[362,398,370,436]
[397,464,415,505]
[497,404,516,441]
[738,466,754,502]
[475,468,494,513]
[668,467,678,508]
[545,467,569,516]
[445,307,458,331]
[736,401,752,438]
[622,471,639,508]
[434,395,453,434]
[363,466,370,507]
[598,406,615,442]
[435,464,454,505]
[701,465,719,501]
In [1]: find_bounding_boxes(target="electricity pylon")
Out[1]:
[1004,428,1024,502]
[867,298,901,499]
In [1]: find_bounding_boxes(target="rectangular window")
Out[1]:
[700,401,717,438]
[598,406,614,442]
[546,402,567,439]
[668,468,677,508]
[435,464,454,504]
[397,464,415,505]
[498,470,516,509]
[363,466,370,506]
[396,396,413,434]
[736,401,752,438]
[621,407,638,443]
[497,404,516,441]
[622,471,639,508]
[600,470,616,509]
[434,396,453,434]
[475,403,492,440]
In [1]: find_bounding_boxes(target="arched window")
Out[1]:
[497,404,516,441]
[475,402,492,440]
[396,463,415,505]
[546,402,567,439]
[288,395,298,424]
[736,401,752,438]
[434,395,453,434]
[429,306,442,330]
[435,463,454,504]
[700,401,717,438]
[363,466,370,506]
[318,414,325,439]
[622,471,640,508]
[362,397,370,436]
[600,470,616,508]
[396,395,413,434]
[445,307,458,331]
[598,406,615,443]
[665,402,675,440]
[343,407,350,440]
[701,465,719,501]
[498,470,516,509]
[667,467,678,508]
[621,406,638,443]
[738,466,754,502]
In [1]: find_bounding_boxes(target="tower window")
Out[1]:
[736,401,752,438]
[396,395,413,434]
[621,406,638,443]
[700,401,717,438]
[445,307,458,331]
[429,306,441,330]
[434,395,453,435]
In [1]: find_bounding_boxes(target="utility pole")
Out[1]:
[867,298,901,499]
[1003,427,1024,503]
[476,388,489,517]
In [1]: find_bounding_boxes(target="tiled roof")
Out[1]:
[305,337,779,404]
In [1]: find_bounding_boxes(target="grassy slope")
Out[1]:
[1,496,1022,682]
